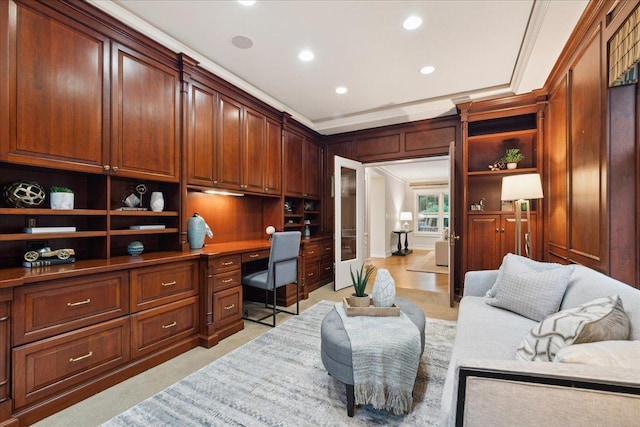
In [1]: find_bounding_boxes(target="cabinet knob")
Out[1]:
[264,187,269,192]
[112,166,119,172]
[103,165,110,171]
[496,229,500,233]
[501,228,505,233]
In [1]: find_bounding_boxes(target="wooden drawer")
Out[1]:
[320,259,334,280]
[211,255,241,273]
[12,317,130,409]
[303,262,320,285]
[131,296,198,359]
[213,270,241,292]
[303,243,320,262]
[241,249,269,263]
[13,271,129,346]
[131,260,198,312]
[321,240,334,260]
[213,286,242,328]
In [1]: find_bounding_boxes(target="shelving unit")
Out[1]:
[283,196,321,238]
[458,95,545,281]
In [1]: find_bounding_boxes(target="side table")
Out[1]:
[392,230,412,256]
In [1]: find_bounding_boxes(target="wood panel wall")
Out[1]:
[543,0,639,287]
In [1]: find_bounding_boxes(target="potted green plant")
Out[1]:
[501,148,525,169]
[349,263,375,307]
[50,186,74,209]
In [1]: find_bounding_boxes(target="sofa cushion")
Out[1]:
[554,340,640,369]
[486,256,573,321]
[516,295,631,362]
[485,253,563,298]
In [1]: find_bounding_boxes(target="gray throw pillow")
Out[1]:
[485,253,563,298]
[516,295,631,362]
[486,258,573,321]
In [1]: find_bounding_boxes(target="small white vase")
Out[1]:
[506,162,517,170]
[150,192,164,212]
[50,192,74,209]
[372,268,396,307]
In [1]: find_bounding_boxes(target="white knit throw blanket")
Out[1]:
[335,303,421,415]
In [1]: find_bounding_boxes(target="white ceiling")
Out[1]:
[370,157,450,185]
[93,0,588,135]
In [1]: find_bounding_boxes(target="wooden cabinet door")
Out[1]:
[284,130,304,196]
[186,81,217,186]
[216,95,243,191]
[303,138,321,198]
[2,2,109,173]
[244,107,266,193]
[264,118,282,195]
[467,215,502,271]
[112,42,180,182]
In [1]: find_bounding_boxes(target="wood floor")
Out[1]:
[367,249,449,293]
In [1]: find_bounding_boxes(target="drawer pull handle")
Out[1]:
[222,261,234,266]
[69,351,93,363]
[161,281,177,287]
[162,321,177,329]
[222,278,234,283]
[249,254,260,258]
[308,251,315,255]
[325,267,332,271]
[67,298,91,307]
[224,304,235,310]
[307,272,314,277]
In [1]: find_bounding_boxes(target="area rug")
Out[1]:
[102,300,456,427]
[406,252,449,275]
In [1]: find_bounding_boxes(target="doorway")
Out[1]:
[363,156,450,293]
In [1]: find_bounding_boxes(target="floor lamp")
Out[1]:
[501,173,543,257]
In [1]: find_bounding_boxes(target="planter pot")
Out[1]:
[50,192,74,209]
[349,294,371,307]
[506,162,518,170]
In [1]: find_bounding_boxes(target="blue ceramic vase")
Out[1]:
[187,213,206,249]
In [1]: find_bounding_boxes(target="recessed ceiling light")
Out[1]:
[403,16,422,30]
[420,65,435,75]
[335,87,347,94]
[231,35,253,49]
[237,1,256,6]
[298,50,314,62]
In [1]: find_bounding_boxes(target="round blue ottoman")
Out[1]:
[320,297,426,416]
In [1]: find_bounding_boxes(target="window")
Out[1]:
[415,189,449,234]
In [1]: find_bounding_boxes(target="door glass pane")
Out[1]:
[443,194,449,229]
[341,167,356,261]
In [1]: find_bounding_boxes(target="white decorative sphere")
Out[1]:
[372,268,396,307]
[266,225,275,235]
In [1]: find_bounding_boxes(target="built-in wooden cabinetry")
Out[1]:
[458,94,545,282]
[10,257,199,425]
[182,55,282,197]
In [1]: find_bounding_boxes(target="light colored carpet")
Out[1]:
[406,252,449,275]
[102,300,456,427]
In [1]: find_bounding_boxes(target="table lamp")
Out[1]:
[400,212,413,230]
[501,173,543,257]
[265,225,275,241]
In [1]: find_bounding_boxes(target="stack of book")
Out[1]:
[23,257,76,268]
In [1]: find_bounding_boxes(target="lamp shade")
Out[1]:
[400,211,413,221]
[501,173,543,201]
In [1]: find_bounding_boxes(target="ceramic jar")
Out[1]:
[187,213,206,249]
[372,268,396,307]
[150,192,164,212]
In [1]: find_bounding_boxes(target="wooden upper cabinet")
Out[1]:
[186,81,217,187]
[303,138,321,199]
[264,118,282,195]
[112,43,180,182]
[244,107,266,193]
[1,2,109,173]
[284,130,304,197]
[216,95,243,191]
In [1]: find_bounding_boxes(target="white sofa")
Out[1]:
[441,262,640,426]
